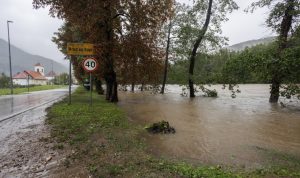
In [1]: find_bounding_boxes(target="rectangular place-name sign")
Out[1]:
[67,43,95,55]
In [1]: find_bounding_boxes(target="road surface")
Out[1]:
[0,88,70,122]
[0,88,72,177]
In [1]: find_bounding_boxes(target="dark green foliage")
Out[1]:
[168,49,261,85]
[281,84,300,99]
[222,37,300,99]
[168,37,300,100]
[0,73,10,88]
[199,85,218,97]
[222,44,276,84]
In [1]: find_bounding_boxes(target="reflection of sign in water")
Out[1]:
[82,57,98,72]
[67,43,95,55]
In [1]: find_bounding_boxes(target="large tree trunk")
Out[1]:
[131,82,135,92]
[103,2,118,102]
[269,0,294,103]
[95,78,104,95]
[105,75,112,100]
[141,82,144,91]
[161,21,172,94]
[105,70,118,102]
[188,0,213,98]
[269,76,280,103]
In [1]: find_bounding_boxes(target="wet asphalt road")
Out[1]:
[0,88,71,177]
[0,88,70,122]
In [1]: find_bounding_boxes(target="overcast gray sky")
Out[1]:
[0,0,274,65]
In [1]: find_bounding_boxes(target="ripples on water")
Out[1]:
[118,84,300,168]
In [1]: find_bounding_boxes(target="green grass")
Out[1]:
[0,85,67,95]
[45,87,300,178]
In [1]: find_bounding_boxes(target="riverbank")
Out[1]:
[45,87,300,177]
[0,85,67,96]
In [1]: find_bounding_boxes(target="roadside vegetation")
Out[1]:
[46,87,300,177]
[0,85,66,96]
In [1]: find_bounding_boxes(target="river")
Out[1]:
[118,84,300,169]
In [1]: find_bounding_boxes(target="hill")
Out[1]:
[227,36,276,51]
[0,39,67,76]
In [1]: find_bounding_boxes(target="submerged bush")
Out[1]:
[145,121,176,134]
[199,85,218,97]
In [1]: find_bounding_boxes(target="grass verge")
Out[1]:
[0,85,67,95]
[46,87,300,177]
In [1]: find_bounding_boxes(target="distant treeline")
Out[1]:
[168,42,300,85]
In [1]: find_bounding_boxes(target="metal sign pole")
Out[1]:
[81,57,98,107]
[7,21,13,95]
[68,58,72,105]
[90,72,92,106]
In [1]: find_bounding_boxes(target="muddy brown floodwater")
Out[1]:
[118,84,300,169]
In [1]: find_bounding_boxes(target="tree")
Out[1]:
[188,0,214,97]
[34,0,174,102]
[166,0,237,97]
[159,2,190,94]
[53,22,107,95]
[161,21,172,94]
[0,73,10,88]
[249,0,300,102]
[222,38,300,100]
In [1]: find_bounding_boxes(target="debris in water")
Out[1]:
[145,121,176,134]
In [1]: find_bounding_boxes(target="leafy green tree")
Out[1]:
[166,0,238,97]
[222,38,300,100]
[0,73,10,88]
[248,0,300,102]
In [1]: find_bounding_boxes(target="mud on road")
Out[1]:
[0,102,86,178]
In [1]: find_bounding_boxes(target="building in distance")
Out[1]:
[12,63,53,86]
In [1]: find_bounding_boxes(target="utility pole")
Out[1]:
[7,20,13,95]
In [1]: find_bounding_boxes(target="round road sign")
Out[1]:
[82,57,98,72]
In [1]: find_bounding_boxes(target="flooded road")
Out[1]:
[119,84,300,168]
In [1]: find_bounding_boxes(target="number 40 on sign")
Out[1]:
[82,57,98,73]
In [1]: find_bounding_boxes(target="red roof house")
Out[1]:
[13,70,47,80]
[13,63,47,86]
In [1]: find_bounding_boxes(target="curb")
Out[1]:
[0,95,67,123]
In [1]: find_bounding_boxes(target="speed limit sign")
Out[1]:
[82,57,98,72]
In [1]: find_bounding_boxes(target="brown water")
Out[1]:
[118,84,300,168]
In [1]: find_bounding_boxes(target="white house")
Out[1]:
[45,70,56,81]
[13,63,47,86]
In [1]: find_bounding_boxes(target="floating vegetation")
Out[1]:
[145,121,176,134]
[199,85,218,97]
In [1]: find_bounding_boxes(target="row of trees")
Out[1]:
[33,0,174,102]
[168,40,300,96]
[34,0,300,103]
[161,0,300,102]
